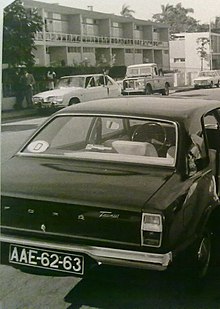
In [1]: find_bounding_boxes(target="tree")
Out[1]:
[152,2,201,33]
[120,4,135,18]
[3,0,43,68]
[196,37,210,70]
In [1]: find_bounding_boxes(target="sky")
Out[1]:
[21,0,220,24]
[1,0,220,23]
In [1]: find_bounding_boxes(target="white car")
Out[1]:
[193,70,220,88]
[33,74,121,110]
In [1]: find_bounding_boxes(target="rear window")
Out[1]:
[21,115,177,167]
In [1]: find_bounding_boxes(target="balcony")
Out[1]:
[34,32,168,48]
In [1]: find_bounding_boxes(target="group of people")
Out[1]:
[13,67,57,110]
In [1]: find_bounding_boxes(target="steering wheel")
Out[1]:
[131,122,167,151]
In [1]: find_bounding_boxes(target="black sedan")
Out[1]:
[1,97,220,280]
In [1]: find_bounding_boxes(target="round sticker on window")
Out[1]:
[27,140,49,153]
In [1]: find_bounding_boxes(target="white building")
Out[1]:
[22,0,170,69]
[170,32,220,73]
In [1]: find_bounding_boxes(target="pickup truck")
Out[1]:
[122,63,173,96]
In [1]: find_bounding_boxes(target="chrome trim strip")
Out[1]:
[0,235,172,270]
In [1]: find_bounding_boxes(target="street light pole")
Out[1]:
[209,21,213,70]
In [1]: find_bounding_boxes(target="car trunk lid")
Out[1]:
[1,156,173,246]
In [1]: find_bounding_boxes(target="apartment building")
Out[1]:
[23,0,170,69]
[170,32,220,73]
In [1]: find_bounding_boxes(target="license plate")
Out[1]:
[9,244,84,275]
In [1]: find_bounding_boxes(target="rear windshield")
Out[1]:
[21,115,177,167]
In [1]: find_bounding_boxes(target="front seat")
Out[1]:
[112,140,158,157]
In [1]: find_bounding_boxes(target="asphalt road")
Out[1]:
[0,263,220,309]
[1,88,220,309]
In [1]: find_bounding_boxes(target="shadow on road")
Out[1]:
[64,266,220,309]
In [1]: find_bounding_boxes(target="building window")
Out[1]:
[45,13,68,33]
[111,22,123,38]
[135,49,142,54]
[174,58,185,63]
[112,22,121,28]
[134,25,142,30]
[68,47,81,53]
[83,47,94,52]
[82,18,99,36]
[83,18,98,25]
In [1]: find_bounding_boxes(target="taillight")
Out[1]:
[141,213,162,247]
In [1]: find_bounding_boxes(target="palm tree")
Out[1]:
[152,2,199,33]
[196,37,210,70]
[120,4,135,18]
[152,4,174,23]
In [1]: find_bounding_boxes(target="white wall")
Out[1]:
[170,32,211,73]
[170,39,185,71]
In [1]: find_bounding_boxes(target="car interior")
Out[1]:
[203,109,220,195]
[24,116,177,165]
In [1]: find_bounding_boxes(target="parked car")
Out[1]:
[33,74,121,111]
[122,63,173,95]
[193,70,220,88]
[1,97,220,280]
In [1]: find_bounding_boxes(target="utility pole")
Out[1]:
[209,21,213,70]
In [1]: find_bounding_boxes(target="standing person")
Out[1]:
[47,67,56,90]
[13,68,25,110]
[21,69,36,108]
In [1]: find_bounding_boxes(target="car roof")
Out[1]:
[56,96,220,132]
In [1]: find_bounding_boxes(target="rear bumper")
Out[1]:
[0,234,172,271]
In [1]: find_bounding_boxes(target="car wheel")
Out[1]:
[161,83,169,96]
[210,81,213,88]
[192,229,211,279]
[69,98,80,105]
[145,84,152,95]
[216,81,220,88]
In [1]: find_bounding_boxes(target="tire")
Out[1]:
[145,84,152,95]
[69,98,80,105]
[191,229,211,279]
[161,83,169,96]
[209,81,213,88]
[216,81,220,88]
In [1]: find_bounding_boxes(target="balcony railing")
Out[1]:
[34,32,168,47]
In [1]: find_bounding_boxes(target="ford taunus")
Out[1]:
[33,74,121,111]
[1,97,220,279]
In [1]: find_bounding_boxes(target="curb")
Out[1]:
[174,87,194,93]
[2,109,38,122]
